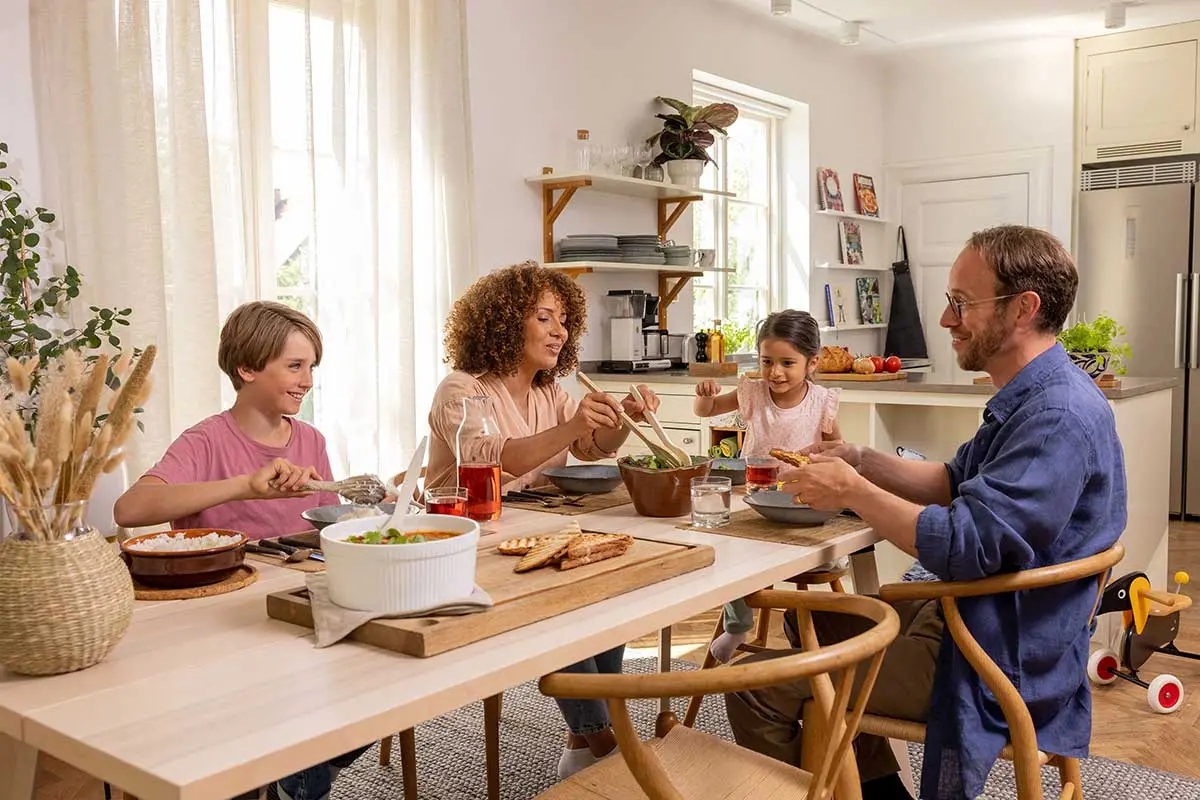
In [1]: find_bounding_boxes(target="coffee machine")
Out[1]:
[601,290,672,373]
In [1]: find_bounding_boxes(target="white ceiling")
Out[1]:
[718,0,1200,50]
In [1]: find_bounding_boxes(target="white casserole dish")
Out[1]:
[319,514,480,613]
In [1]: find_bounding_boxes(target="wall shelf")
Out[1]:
[816,261,890,272]
[528,171,735,328]
[819,323,887,334]
[814,209,889,224]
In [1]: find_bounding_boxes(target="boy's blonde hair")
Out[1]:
[218,301,323,390]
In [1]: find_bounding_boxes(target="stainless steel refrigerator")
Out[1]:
[1077,175,1196,517]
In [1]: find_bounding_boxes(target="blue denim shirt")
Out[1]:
[914,344,1127,799]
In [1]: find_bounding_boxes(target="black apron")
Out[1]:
[884,226,929,359]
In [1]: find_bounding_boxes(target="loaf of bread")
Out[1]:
[817,345,854,374]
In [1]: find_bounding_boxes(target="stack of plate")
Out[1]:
[617,234,664,265]
[663,244,692,267]
[557,234,621,263]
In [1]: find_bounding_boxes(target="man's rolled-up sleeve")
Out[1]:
[916,408,1091,582]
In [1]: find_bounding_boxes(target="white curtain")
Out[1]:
[28,0,476,480]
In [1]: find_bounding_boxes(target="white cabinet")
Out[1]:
[1078,24,1200,162]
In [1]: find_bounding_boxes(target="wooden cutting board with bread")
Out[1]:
[266,526,713,657]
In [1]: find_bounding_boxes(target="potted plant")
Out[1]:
[0,141,138,537]
[646,97,739,188]
[0,345,156,675]
[1058,313,1131,378]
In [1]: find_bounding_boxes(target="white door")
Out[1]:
[900,174,1030,384]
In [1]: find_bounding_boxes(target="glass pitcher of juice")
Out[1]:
[456,396,503,521]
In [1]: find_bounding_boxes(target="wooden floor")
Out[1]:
[32,522,1200,797]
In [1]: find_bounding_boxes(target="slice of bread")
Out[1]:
[769,448,812,468]
[513,536,571,573]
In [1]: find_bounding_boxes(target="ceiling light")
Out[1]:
[840,20,861,45]
[1105,2,1126,29]
[771,0,791,15]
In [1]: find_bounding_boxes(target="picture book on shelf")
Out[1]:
[855,277,883,325]
[853,173,879,217]
[817,167,844,211]
[838,220,864,265]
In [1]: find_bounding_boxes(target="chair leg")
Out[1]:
[104,784,113,800]
[379,734,393,765]
[750,606,772,648]
[1058,756,1083,800]
[831,577,845,594]
[484,693,502,800]
[398,728,418,800]
[683,615,726,727]
[800,700,860,800]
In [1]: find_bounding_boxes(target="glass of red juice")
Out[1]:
[745,457,780,492]
[425,486,468,517]
[458,463,502,521]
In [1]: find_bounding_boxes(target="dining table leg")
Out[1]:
[0,732,38,800]
[848,545,880,595]
[657,626,672,712]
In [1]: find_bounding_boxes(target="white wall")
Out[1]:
[466,0,885,360]
[881,37,1076,245]
[0,0,41,200]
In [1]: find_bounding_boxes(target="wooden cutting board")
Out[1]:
[265,532,714,657]
[819,371,907,382]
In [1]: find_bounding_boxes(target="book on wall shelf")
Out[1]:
[853,173,879,217]
[855,276,883,325]
[816,167,844,211]
[839,220,864,265]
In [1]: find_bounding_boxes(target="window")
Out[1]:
[692,84,785,354]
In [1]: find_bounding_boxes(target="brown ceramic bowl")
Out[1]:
[618,455,712,517]
[120,529,248,589]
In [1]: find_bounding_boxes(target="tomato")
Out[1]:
[869,355,884,372]
[884,355,902,373]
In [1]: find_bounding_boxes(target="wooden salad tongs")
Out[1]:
[575,373,685,468]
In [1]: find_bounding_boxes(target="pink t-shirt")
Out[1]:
[737,377,841,461]
[143,411,339,540]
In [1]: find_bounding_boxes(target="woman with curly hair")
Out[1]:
[426,260,658,778]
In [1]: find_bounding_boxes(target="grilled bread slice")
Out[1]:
[769,448,812,468]
[513,536,572,573]
[559,533,633,571]
[497,537,545,556]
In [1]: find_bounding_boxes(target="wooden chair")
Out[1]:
[682,560,850,727]
[535,588,900,800]
[376,465,502,800]
[815,542,1125,800]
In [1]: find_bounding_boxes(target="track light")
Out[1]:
[840,20,861,46]
[771,0,791,15]
[1105,2,1126,29]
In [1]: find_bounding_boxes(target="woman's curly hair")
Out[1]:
[443,261,588,387]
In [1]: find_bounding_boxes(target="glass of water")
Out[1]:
[691,476,732,527]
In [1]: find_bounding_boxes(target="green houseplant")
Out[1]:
[0,141,135,434]
[1058,313,1131,377]
[646,97,739,188]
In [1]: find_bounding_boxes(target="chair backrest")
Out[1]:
[539,590,900,800]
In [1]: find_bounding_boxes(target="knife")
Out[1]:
[257,539,325,562]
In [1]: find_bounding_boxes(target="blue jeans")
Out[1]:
[553,644,625,735]
[275,745,370,799]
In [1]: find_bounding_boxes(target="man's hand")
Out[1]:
[622,384,660,423]
[800,440,865,469]
[247,458,319,499]
[778,455,866,510]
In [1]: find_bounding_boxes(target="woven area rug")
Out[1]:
[325,658,1200,800]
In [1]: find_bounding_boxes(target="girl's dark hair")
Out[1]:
[755,310,821,359]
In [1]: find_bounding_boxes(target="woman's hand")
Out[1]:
[573,391,623,433]
[695,379,722,398]
[622,384,660,423]
[247,458,319,499]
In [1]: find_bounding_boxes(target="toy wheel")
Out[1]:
[1148,674,1184,713]
[1088,648,1120,685]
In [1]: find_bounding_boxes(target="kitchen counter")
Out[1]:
[580,365,1178,401]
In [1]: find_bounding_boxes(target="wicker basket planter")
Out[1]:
[0,503,134,675]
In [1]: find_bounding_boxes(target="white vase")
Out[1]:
[665,159,705,188]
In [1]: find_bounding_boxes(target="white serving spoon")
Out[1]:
[381,435,428,534]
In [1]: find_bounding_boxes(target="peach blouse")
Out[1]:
[426,371,614,492]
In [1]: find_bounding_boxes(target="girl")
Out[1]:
[694,309,843,662]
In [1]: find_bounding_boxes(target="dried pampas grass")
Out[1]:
[0,346,157,540]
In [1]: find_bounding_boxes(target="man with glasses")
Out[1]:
[725,225,1127,800]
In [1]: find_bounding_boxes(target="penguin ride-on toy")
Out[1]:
[1088,570,1195,713]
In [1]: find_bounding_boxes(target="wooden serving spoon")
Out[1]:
[575,373,683,467]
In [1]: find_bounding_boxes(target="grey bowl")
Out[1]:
[710,458,746,486]
[541,465,623,494]
[743,490,838,526]
[302,503,397,531]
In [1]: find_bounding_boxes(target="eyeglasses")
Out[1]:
[944,292,1022,321]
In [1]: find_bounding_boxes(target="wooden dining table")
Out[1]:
[0,496,879,800]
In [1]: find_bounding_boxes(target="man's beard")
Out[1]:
[956,313,1009,372]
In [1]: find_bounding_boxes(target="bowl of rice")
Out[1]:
[120,529,248,589]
